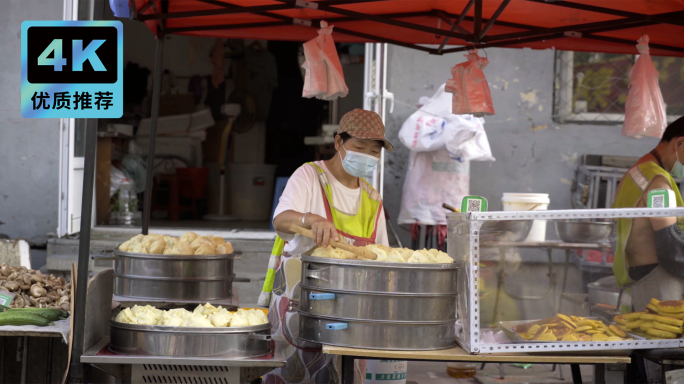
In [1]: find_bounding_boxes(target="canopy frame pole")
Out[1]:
[286,0,472,41]
[526,0,684,28]
[435,10,470,35]
[456,0,475,28]
[479,0,511,40]
[482,10,684,42]
[142,33,166,235]
[473,0,482,42]
[70,1,106,381]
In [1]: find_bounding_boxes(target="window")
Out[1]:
[553,50,684,124]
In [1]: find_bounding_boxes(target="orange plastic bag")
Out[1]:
[445,49,495,117]
[622,35,667,138]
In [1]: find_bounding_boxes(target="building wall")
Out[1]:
[0,0,63,244]
[384,46,659,246]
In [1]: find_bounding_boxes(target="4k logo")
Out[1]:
[21,21,123,118]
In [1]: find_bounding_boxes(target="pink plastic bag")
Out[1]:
[622,35,667,138]
[445,49,495,117]
[302,21,349,100]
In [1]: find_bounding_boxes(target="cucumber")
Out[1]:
[0,312,54,326]
[7,308,69,321]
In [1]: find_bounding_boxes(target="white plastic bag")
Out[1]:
[623,35,667,138]
[398,85,453,152]
[444,115,495,162]
[398,149,470,225]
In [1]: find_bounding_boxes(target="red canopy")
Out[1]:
[130,0,684,57]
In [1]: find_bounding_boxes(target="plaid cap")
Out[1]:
[338,109,394,152]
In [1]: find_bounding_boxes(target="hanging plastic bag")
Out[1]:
[121,154,148,194]
[444,114,495,162]
[302,21,349,100]
[445,49,495,117]
[398,85,453,152]
[398,149,470,225]
[110,166,127,198]
[623,35,667,138]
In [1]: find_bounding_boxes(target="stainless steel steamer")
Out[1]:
[112,251,235,301]
[299,256,458,350]
[300,286,456,322]
[109,320,271,358]
[298,313,456,350]
[301,256,458,294]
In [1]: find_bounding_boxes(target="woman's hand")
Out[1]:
[309,215,340,247]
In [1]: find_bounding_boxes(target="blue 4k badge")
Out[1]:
[21,21,123,118]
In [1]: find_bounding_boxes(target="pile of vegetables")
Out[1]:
[118,232,233,255]
[0,308,70,327]
[0,264,71,310]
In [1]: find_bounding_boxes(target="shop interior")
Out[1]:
[95,16,366,232]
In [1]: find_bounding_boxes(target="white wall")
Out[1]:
[0,0,64,244]
[384,46,658,246]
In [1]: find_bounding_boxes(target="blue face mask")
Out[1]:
[339,145,379,178]
[671,150,684,179]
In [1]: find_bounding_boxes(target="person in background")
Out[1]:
[260,109,393,384]
[612,116,684,383]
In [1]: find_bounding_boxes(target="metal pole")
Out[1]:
[70,118,98,382]
[142,35,166,235]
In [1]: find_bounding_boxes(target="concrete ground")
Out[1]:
[405,361,598,384]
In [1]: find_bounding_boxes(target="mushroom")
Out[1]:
[0,265,10,277]
[57,277,66,286]
[9,267,17,273]
[13,296,25,308]
[31,274,43,283]
[23,275,32,286]
[7,272,17,281]
[28,297,39,307]
[19,285,30,292]
[30,284,46,298]
[60,303,70,311]
[18,267,28,274]
[47,291,60,301]
[4,281,19,291]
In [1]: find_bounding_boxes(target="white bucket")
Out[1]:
[501,193,550,242]
[365,360,407,384]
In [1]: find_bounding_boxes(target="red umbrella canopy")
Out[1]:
[130,0,684,56]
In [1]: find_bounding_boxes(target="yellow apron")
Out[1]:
[261,162,383,384]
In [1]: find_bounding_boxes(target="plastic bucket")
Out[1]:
[227,164,277,221]
[365,360,407,384]
[501,193,550,242]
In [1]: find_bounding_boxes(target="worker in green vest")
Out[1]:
[613,116,684,312]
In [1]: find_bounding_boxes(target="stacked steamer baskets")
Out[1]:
[108,233,271,359]
[112,234,238,302]
[298,256,458,350]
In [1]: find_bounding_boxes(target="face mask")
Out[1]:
[339,145,379,178]
[671,150,684,179]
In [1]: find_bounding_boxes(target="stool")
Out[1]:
[151,174,197,221]
[270,177,290,230]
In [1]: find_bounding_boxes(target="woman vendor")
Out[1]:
[259,109,393,383]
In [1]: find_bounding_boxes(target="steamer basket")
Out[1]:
[301,256,458,295]
[109,320,271,358]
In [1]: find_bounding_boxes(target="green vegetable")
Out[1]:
[7,308,69,321]
[0,312,53,326]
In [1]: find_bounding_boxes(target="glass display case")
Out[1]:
[448,208,684,354]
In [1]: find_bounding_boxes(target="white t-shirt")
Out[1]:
[273,161,389,255]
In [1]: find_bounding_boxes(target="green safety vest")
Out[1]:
[612,161,684,289]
